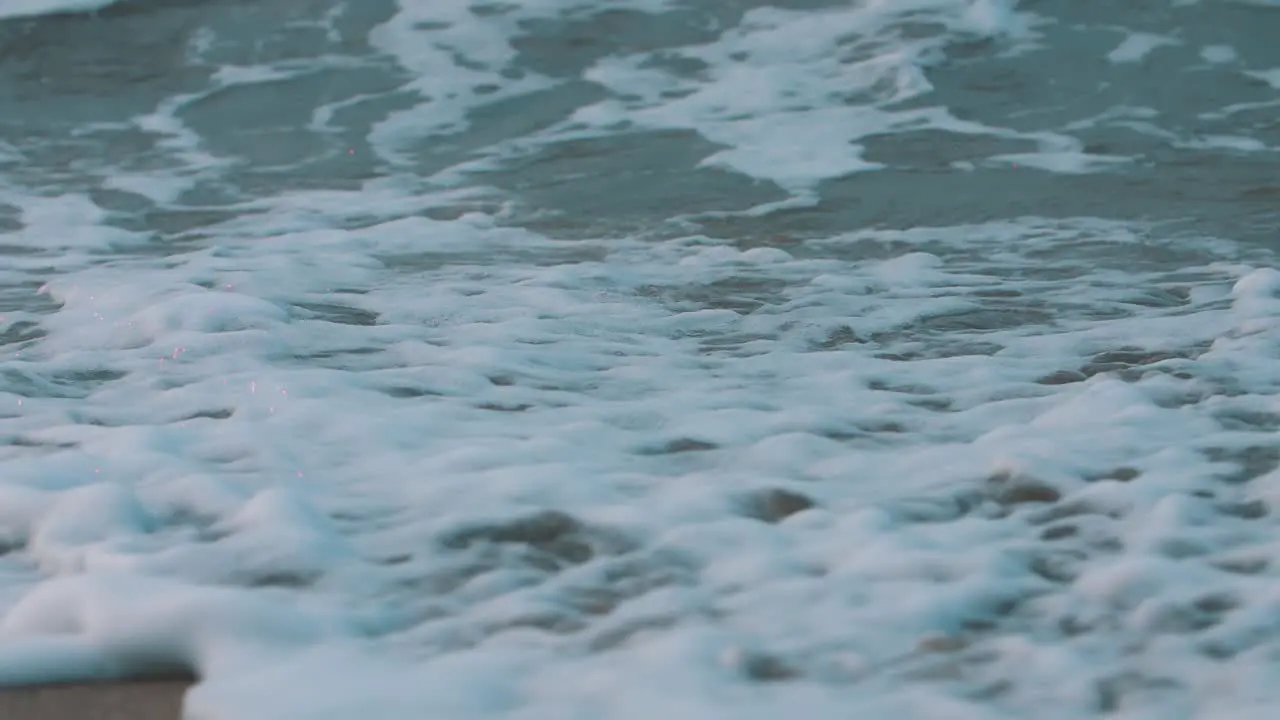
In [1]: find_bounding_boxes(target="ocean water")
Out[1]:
[1,0,1279,717]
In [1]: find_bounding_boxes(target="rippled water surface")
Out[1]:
[2,1,1280,718]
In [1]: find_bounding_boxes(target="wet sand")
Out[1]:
[0,680,190,720]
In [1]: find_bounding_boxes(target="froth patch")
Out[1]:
[1107,32,1179,64]
[0,573,361,688]
[0,483,156,575]
[546,2,1072,195]
[7,194,141,253]
[3,193,1280,717]
[0,0,120,21]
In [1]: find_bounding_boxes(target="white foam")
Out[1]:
[1107,32,1178,64]
[563,3,1050,193]
[0,0,119,20]
[1200,44,1239,64]
[356,0,1081,194]
[7,194,142,253]
[2,188,1278,715]
[989,150,1131,173]
[1181,134,1269,152]
[0,574,364,685]
[3,0,1280,717]
[1246,68,1280,89]
[366,0,560,164]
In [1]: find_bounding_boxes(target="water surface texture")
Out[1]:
[2,1,1280,718]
